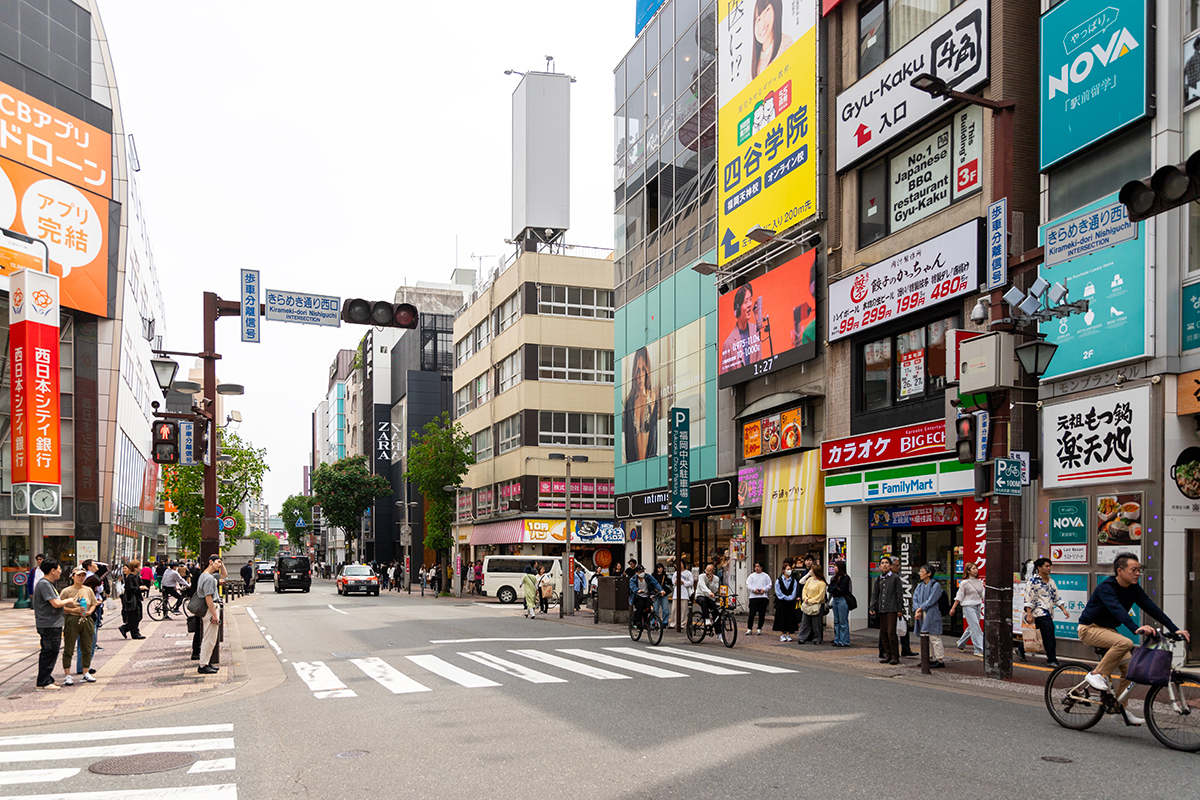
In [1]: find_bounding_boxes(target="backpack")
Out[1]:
[937,584,951,616]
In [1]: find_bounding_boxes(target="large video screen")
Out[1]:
[717,248,818,387]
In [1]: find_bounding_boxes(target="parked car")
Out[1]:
[336,564,379,596]
[274,556,312,593]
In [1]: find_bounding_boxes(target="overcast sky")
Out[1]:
[95,1,636,516]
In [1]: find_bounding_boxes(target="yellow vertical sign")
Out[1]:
[717,0,818,267]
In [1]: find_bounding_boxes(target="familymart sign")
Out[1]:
[824,459,974,505]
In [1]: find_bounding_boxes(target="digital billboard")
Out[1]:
[621,317,707,465]
[717,0,818,266]
[717,247,817,387]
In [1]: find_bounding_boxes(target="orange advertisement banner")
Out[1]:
[0,157,110,317]
[743,420,762,460]
[0,82,111,198]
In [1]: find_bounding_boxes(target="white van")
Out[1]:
[482,556,592,604]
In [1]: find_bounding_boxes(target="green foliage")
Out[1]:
[281,494,316,552]
[311,455,391,561]
[160,431,268,556]
[404,412,474,554]
[250,529,280,559]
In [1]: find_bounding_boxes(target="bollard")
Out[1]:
[920,632,930,675]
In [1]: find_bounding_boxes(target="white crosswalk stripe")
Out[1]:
[555,648,689,678]
[0,770,80,787]
[407,654,501,688]
[458,651,567,683]
[602,647,749,675]
[507,649,632,680]
[350,657,431,694]
[655,646,799,673]
[292,660,357,698]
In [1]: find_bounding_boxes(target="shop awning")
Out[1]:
[761,450,825,538]
[470,519,524,545]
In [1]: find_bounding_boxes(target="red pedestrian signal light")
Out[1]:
[955,415,976,464]
[340,299,419,329]
[153,420,180,465]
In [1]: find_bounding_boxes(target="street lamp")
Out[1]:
[548,453,588,617]
[395,498,418,593]
[441,484,461,596]
[1015,338,1059,379]
[150,357,179,395]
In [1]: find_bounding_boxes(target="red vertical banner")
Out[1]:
[962,497,988,581]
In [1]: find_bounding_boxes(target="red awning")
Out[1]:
[470,520,524,545]
[822,0,845,16]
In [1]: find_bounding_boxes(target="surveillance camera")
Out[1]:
[970,301,988,324]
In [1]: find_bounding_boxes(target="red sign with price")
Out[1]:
[827,219,982,341]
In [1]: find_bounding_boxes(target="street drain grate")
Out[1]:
[336,750,369,760]
[244,645,266,649]
[1041,756,1073,764]
[89,752,198,775]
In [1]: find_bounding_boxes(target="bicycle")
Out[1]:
[146,589,188,621]
[686,593,738,648]
[628,597,664,645]
[1045,630,1200,752]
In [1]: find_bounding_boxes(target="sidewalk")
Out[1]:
[0,598,249,725]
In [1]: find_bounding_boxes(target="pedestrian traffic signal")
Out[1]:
[955,415,976,464]
[340,299,419,329]
[153,420,179,465]
[1119,150,1200,223]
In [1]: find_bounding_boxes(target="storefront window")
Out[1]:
[859,315,957,411]
[857,0,966,78]
[863,338,891,411]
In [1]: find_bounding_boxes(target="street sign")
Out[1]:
[975,410,989,463]
[240,269,260,343]
[295,517,306,528]
[669,407,690,518]
[994,457,1022,496]
[179,421,198,466]
[264,289,341,327]
[221,516,237,530]
[986,198,1007,290]
[215,503,225,517]
[12,571,27,586]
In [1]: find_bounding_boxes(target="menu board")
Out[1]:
[1095,491,1142,564]
[742,406,805,460]
[898,349,925,399]
[737,464,765,507]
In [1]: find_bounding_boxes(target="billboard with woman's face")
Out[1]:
[717,247,818,387]
[622,317,708,465]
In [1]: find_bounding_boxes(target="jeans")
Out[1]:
[957,605,984,655]
[653,595,671,627]
[37,627,62,687]
[831,596,850,645]
[747,597,768,631]
[1035,614,1058,663]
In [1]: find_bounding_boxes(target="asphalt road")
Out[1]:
[2,583,1197,800]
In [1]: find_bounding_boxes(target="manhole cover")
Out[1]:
[336,750,369,760]
[89,752,198,775]
[1041,756,1074,764]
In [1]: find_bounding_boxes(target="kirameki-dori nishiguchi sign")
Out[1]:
[828,218,982,341]
[1042,385,1150,488]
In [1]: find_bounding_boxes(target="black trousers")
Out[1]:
[38,627,61,686]
[1035,615,1058,663]
[747,597,768,630]
[192,618,203,659]
[878,612,899,662]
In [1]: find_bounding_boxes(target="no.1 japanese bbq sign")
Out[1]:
[9,268,62,515]
[821,420,949,471]
[1042,385,1150,489]
[827,218,982,341]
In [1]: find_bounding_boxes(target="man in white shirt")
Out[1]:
[695,563,720,624]
[160,562,188,618]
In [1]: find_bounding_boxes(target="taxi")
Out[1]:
[336,564,379,596]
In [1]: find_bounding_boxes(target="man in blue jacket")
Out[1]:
[628,565,663,623]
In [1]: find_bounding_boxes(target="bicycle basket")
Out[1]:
[1127,641,1173,687]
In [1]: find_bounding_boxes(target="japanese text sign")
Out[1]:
[1049,498,1089,563]
[717,0,818,266]
[264,289,340,327]
[1042,385,1150,488]
[1184,283,1200,352]
[993,457,1022,496]
[986,198,1007,289]
[962,496,987,580]
[179,420,198,467]
[1039,0,1152,170]
[742,406,804,460]
[828,219,982,341]
[669,407,690,518]
[868,503,961,528]
[762,450,824,537]
[1050,573,1089,639]
[8,268,61,492]
[0,82,111,198]
[821,420,948,471]
[241,269,260,343]
[737,463,765,507]
[0,157,112,318]
[835,0,989,171]
[1044,197,1136,269]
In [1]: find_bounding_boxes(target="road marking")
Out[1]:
[0,784,238,800]
[326,604,349,615]
[264,635,282,655]
[0,724,233,747]
[459,651,567,683]
[603,647,747,675]
[406,655,500,688]
[429,635,628,644]
[0,768,79,785]
[509,649,631,680]
[654,646,799,674]
[0,738,235,764]
[349,657,431,694]
[187,758,235,773]
[292,661,357,698]
[557,648,688,678]
[245,608,259,622]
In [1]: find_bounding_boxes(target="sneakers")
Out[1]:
[1123,709,1145,726]
[755,629,762,635]
[779,635,792,642]
[957,642,966,652]
[746,629,753,636]
[83,674,97,683]
[63,675,74,686]
[1084,672,1111,692]
[36,683,60,691]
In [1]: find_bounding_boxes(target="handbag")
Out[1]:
[845,592,858,611]
[1021,621,1044,654]
[186,615,201,633]
[1127,640,1173,687]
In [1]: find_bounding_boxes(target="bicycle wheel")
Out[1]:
[646,615,664,646]
[146,596,165,622]
[1145,675,1200,752]
[1044,664,1105,731]
[720,611,738,648]
[629,611,643,642]
[686,610,707,644]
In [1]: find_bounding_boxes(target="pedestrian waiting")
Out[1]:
[60,567,98,684]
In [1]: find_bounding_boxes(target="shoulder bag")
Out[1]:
[1127,638,1173,687]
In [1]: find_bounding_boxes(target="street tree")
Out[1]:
[250,529,280,560]
[310,455,391,563]
[404,412,474,579]
[281,493,316,553]
[161,431,268,556]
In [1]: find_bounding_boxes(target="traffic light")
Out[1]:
[153,420,179,465]
[955,414,976,464]
[1119,150,1200,223]
[340,299,419,329]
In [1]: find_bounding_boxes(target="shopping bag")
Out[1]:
[895,615,908,638]
[1021,621,1043,654]
[1127,642,1173,686]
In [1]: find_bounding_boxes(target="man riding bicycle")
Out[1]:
[694,563,720,625]
[1077,552,1191,725]
[159,561,189,619]
[628,565,663,624]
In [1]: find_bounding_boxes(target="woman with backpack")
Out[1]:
[771,559,799,642]
[912,564,946,668]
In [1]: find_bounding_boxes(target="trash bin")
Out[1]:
[596,576,630,625]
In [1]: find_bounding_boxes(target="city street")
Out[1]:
[1,583,1197,800]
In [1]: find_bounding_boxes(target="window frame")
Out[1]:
[472,427,493,462]
[854,313,959,420]
[497,350,522,394]
[858,0,966,79]
[537,411,616,448]
[497,414,521,455]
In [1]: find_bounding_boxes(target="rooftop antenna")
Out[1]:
[545,55,554,73]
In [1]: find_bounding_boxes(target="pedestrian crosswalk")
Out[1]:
[290,645,797,699]
[0,723,236,799]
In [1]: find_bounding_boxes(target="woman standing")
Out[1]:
[827,561,853,647]
[536,565,554,615]
[745,562,771,636]
[119,561,145,639]
[1023,557,1069,667]
[676,558,694,618]
[912,565,946,668]
[950,561,985,657]
[771,560,799,642]
[798,561,827,645]
[652,563,673,628]
[522,566,538,619]
[60,568,98,683]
